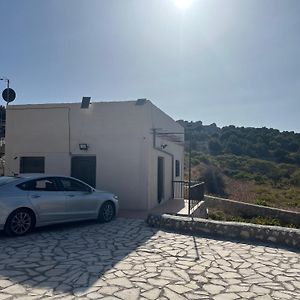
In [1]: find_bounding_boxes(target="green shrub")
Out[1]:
[208,211,297,228]
[250,216,281,226]
[200,167,226,197]
[290,170,300,187]
[255,199,269,207]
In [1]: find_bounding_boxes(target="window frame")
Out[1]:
[56,177,91,193]
[175,159,181,177]
[17,177,59,192]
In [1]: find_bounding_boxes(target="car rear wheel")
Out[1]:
[5,209,35,236]
[98,201,115,223]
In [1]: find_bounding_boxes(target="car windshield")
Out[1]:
[0,176,20,186]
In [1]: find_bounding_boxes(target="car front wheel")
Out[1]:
[5,209,35,236]
[98,201,115,223]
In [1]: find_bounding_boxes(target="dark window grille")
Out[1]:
[175,160,180,177]
[20,157,45,174]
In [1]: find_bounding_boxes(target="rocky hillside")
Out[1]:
[178,120,300,211]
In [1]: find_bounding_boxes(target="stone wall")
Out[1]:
[205,195,300,227]
[147,213,300,250]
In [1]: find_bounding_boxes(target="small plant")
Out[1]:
[208,210,226,221]
[250,216,281,226]
[207,209,298,229]
[255,199,269,206]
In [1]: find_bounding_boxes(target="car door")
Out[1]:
[56,177,99,220]
[22,177,67,224]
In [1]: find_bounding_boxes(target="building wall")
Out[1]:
[146,103,184,210]
[5,107,71,177]
[68,102,151,210]
[5,100,184,211]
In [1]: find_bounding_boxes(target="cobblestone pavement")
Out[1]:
[0,218,299,300]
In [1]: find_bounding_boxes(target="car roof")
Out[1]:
[4,174,79,182]
[18,174,94,187]
[3,174,93,188]
[17,174,69,179]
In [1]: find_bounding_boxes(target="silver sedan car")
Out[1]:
[0,175,119,236]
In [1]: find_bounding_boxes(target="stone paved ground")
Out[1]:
[0,218,299,300]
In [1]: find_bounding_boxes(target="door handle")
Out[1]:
[31,195,40,199]
[67,194,75,197]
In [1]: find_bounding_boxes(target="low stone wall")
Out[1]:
[147,213,300,250]
[205,195,300,227]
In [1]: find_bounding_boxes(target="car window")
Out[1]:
[58,178,90,192]
[18,178,58,191]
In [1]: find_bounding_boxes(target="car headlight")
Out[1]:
[113,195,118,200]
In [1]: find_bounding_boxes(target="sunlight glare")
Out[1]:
[174,0,193,10]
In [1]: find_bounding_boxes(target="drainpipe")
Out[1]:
[188,130,192,216]
[67,107,71,156]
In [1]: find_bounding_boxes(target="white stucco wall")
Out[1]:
[5,107,71,177]
[145,103,184,210]
[5,100,184,211]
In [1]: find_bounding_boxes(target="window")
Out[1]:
[20,157,45,174]
[175,160,180,177]
[58,178,90,192]
[18,178,57,191]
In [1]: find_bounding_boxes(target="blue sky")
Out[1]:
[0,0,299,132]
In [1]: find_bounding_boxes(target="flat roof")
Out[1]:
[7,99,151,110]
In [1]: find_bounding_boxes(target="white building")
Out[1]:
[5,99,184,211]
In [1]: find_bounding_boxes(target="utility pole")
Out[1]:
[188,129,192,216]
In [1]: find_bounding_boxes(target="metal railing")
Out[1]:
[0,138,4,157]
[173,180,189,199]
[189,182,205,216]
[0,156,4,176]
[172,180,205,216]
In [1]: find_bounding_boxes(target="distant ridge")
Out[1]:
[177,120,300,166]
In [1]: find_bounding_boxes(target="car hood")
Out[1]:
[94,189,115,196]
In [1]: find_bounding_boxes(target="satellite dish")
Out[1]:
[2,88,16,103]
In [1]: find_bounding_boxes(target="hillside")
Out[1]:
[178,120,300,212]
